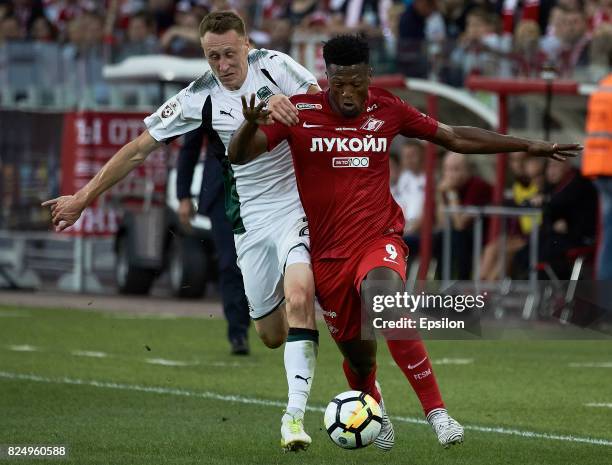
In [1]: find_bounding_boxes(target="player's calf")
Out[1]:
[254,308,288,349]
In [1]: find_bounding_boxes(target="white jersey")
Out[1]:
[144,49,317,233]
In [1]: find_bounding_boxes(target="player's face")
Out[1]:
[202,30,250,91]
[326,63,371,118]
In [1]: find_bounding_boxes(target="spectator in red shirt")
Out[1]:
[436,151,493,279]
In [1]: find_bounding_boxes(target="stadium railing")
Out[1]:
[439,205,595,321]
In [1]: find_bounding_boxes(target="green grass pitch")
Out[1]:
[0,305,611,465]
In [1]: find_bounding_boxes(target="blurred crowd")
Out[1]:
[390,140,598,280]
[0,0,610,82]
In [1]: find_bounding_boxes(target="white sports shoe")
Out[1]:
[280,412,311,452]
[373,381,395,451]
[426,408,464,448]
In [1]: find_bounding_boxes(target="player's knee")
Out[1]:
[286,287,313,315]
[258,330,286,349]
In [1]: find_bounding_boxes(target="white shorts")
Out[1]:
[234,211,311,320]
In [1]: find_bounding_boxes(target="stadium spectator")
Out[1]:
[113,11,159,61]
[148,0,176,34]
[250,0,292,51]
[525,155,547,191]
[450,8,513,81]
[60,13,110,104]
[512,19,546,76]
[540,4,565,61]
[0,15,25,43]
[590,0,612,29]
[159,6,202,57]
[438,0,472,40]
[397,140,426,254]
[327,0,394,38]
[62,15,86,57]
[588,22,612,81]
[542,6,591,76]
[12,0,45,32]
[0,0,13,22]
[30,16,58,42]
[479,152,542,281]
[436,151,493,279]
[397,0,437,77]
[501,0,539,35]
[287,0,318,26]
[43,0,90,36]
[514,160,598,279]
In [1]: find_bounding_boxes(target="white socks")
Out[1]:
[284,328,319,419]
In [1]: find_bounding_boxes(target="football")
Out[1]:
[323,390,383,449]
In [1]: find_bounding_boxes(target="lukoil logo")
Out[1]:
[332,157,370,168]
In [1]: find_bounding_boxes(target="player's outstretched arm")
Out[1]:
[228,94,271,165]
[431,123,582,160]
[41,130,161,231]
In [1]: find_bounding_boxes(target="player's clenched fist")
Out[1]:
[241,94,273,125]
[41,195,86,232]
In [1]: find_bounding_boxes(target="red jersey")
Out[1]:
[260,87,439,260]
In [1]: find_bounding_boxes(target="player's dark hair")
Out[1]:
[199,11,246,38]
[322,34,369,67]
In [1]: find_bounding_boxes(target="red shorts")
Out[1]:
[313,234,408,342]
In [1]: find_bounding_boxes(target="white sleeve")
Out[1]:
[144,83,205,142]
[265,51,318,96]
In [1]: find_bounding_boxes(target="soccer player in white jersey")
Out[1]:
[43,11,321,452]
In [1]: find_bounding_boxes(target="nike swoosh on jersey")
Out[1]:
[407,357,428,370]
[303,122,323,128]
[383,257,399,264]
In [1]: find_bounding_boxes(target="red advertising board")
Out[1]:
[60,111,167,236]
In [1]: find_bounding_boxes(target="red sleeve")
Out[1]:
[260,122,291,152]
[396,98,439,139]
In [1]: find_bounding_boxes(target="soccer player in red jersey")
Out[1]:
[228,34,581,450]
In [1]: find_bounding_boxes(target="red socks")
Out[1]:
[386,339,444,415]
[342,359,382,404]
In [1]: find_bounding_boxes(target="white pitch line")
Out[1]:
[431,358,474,365]
[585,403,612,408]
[0,371,610,448]
[7,345,39,352]
[0,311,31,318]
[569,362,612,368]
[107,313,179,320]
[72,350,109,358]
[146,358,198,367]
[145,358,249,368]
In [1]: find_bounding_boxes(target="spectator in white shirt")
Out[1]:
[395,139,426,254]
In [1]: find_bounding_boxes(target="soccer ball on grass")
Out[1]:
[323,390,382,449]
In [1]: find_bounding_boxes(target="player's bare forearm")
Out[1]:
[42,130,160,231]
[434,125,530,154]
[228,121,268,165]
[431,124,582,160]
[77,131,160,206]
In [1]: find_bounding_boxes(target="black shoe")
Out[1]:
[230,336,249,356]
